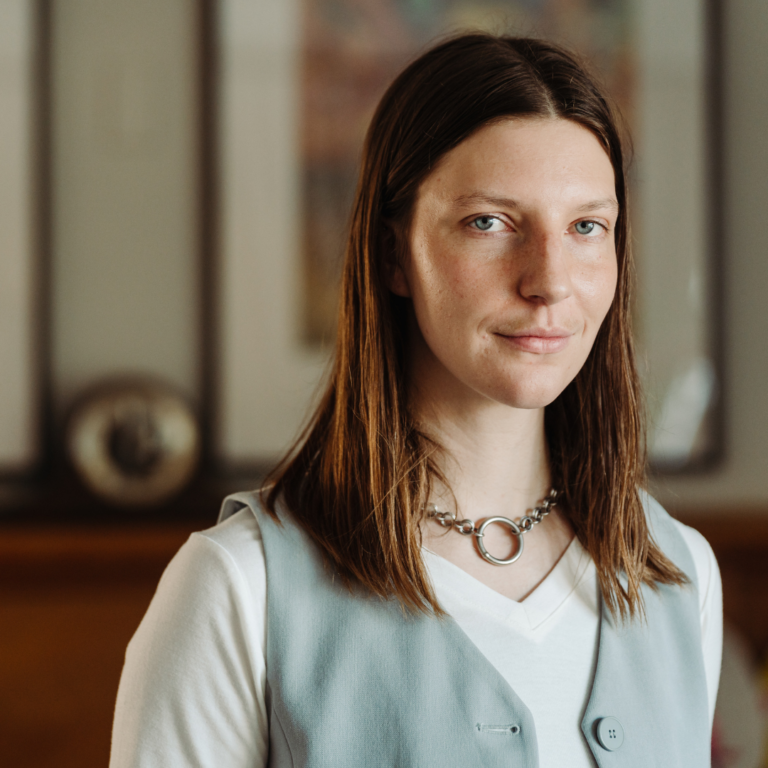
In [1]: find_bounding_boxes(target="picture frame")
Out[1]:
[0,0,41,476]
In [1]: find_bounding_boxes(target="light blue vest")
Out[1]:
[219,492,710,767]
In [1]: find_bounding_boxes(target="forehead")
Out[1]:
[417,117,616,210]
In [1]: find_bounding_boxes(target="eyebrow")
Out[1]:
[452,192,620,213]
[573,198,620,213]
[453,193,520,209]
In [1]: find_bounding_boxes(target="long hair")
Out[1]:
[264,34,685,619]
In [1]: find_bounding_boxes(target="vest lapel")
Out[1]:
[580,500,711,766]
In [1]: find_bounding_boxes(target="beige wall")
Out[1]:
[0,0,37,470]
[50,0,199,411]
[42,0,768,508]
[652,0,768,511]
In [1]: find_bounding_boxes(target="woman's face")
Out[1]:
[391,117,619,411]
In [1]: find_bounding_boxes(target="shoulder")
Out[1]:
[640,490,720,612]
[119,506,268,703]
[196,504,266,584]
[143,506,266,635]
[670,518,720,614]
[112,506,269,766]
[639,489,678,533]
[182,505,267,624]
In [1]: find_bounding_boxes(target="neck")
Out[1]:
[409,348,552,522]
[407,326,572,601]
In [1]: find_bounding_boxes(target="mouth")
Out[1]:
[494,327,574,354]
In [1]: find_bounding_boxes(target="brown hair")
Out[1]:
[264,33,685,619]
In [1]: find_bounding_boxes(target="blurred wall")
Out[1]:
[652,0,768,511]
[0,0,37,471]
[50,0,199,412]
[41,0,768,509]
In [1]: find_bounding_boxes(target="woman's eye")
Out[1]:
[574,220,601,236]
[469,215,504,232]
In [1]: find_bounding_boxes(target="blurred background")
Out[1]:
[0,0,767,766]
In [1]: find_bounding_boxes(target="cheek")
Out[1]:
[408,245,485,322]
[575,258,618,325]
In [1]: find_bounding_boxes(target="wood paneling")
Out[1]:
[679,511,768,655]
[0,524,194,768]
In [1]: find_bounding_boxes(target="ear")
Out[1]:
[381,222,412,297]
[385,259,411,297]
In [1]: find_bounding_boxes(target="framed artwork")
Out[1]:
[215,0,721,472]
[0,0,40,475]
[633,0,722,472]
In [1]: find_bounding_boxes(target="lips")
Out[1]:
[495,327,573,354]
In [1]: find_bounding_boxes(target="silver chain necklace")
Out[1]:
[426,488,560,566]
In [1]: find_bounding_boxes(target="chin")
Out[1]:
[482,373,573,410]
[499,392,563,410]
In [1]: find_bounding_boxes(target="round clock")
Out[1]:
[66,378,201,507]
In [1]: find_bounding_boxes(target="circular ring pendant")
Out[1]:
[475,516,524,565]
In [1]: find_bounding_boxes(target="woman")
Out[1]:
[110,34,721,767]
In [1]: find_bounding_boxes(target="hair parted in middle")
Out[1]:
[264,33,685,619]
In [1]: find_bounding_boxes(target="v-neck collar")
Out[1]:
[423,534,594,631]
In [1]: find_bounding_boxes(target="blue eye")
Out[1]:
[471,216,498,231]
[575,220,598,235]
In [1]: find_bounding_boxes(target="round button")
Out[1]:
[595,717,624,751]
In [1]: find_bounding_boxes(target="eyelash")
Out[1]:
[575,219,608,236]
[468,216,608,235]
[468,215,507,232]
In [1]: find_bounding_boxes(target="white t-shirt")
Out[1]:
[110,509,722,768]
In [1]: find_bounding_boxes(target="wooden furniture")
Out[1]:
[681,512,768,653]
[0,524,201,768]
[1,508,766,768]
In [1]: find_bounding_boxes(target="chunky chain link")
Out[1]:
[427,488,559,538]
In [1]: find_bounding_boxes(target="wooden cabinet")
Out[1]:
[0,526,197,768]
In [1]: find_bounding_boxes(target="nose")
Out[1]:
[516,229,574,306]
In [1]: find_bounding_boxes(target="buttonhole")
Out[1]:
[476,723,520,735]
